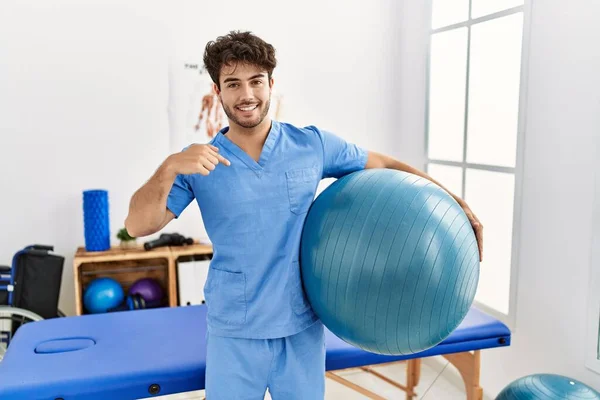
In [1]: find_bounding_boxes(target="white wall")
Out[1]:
[398,0,600,395]
[0,0,403,315]
[0,1,175,315]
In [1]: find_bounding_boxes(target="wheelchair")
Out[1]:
[0,245,65,361]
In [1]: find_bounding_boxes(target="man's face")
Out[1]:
[215,62,273,130]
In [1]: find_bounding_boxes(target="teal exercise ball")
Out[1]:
[496,374,600,399]
[300,169,480,355]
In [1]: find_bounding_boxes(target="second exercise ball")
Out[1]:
[300,169,480,355]
[129,278,164,303]
[496,374,600,399]
[83,277,124,314]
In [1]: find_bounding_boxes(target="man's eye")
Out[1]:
[228,83,239,88]
[252,80,263,85]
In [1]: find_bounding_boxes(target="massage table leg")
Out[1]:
[443,350,483,400]
[326,350,484,399]
[360,361,418,398]
[326,361,419,399]
[405,359,421,399]
[326,371,387,400]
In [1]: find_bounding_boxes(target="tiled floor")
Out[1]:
[148,356,467,399]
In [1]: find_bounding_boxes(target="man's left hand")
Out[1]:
[460,202,483,262]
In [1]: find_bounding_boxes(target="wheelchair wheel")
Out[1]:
[0,306,43,361]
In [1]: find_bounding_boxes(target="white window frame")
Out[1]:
[424,1,533,330]
[585,138,600,375]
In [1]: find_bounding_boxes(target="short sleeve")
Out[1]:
[166,144,197,218]
[166,174,194,218]
[310,126,368,179]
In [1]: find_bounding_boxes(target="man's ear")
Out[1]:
[269,77,275,92]
[213,83,220,95]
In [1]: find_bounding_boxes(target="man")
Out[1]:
[125,30,483,400]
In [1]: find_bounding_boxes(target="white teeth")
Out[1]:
[238,105,257,111]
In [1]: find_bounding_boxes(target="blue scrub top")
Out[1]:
[167,120,368,339]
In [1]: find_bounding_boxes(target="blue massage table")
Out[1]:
[0,304,510,400]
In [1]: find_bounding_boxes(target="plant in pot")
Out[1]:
[116,228,137,249]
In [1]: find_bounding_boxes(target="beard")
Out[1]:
[222,97,271,129]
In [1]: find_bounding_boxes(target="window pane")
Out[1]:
[466,13,523,168]
[472,0,524,19]
[431,0,469,29]
[465,169,515,314]
[427,28,468,162]
[426,163,463,198]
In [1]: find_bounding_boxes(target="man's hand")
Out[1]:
[167,144,231,176]
[459,201,483,262]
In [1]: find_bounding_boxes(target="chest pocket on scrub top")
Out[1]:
[285,166,319,215]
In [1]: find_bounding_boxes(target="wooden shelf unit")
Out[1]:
[73,243,213,316]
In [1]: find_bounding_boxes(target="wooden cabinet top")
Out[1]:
[74,242,213,264]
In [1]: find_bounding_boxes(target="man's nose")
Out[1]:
[240,84,254,101]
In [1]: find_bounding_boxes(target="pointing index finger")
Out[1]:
[217,153,231,166]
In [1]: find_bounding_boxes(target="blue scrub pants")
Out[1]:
[205,321,325,399]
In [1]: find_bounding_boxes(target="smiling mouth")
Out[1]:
[236,104,258,112]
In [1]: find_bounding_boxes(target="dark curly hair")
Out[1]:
[203,31,277,90]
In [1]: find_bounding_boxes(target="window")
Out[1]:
[425,0,529,324]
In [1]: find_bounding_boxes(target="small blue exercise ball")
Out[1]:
[300,169,480,355]
[496,374,600,399]
[83,277,124,314]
